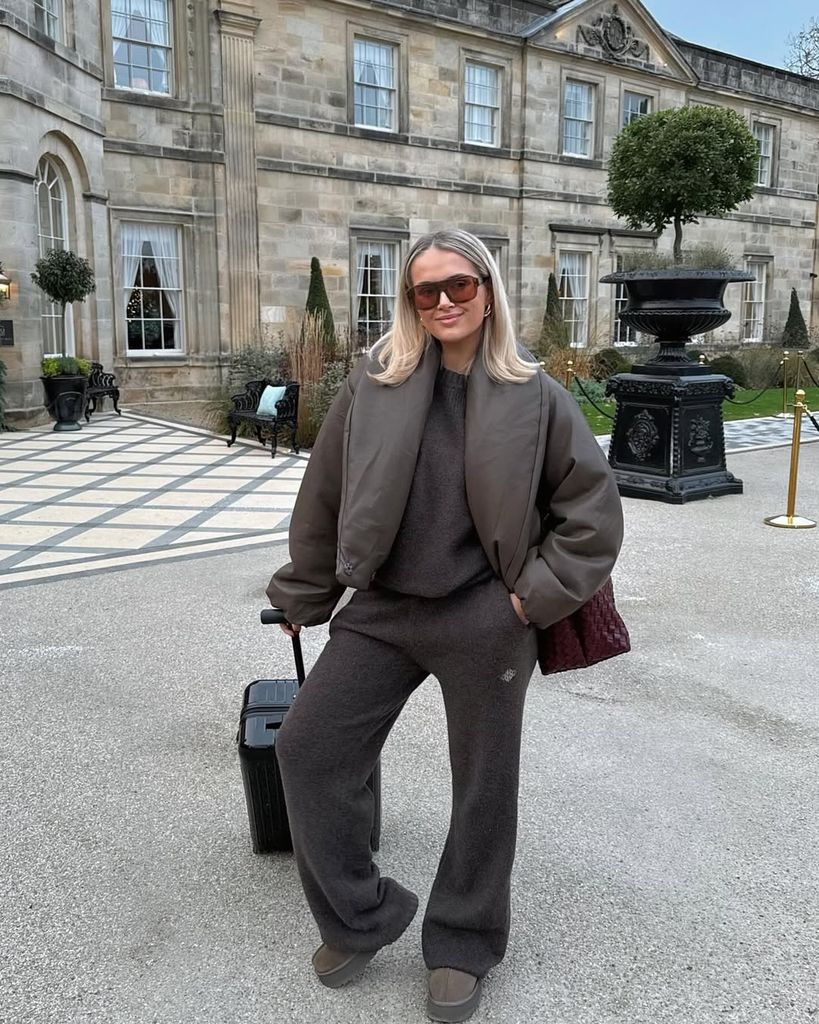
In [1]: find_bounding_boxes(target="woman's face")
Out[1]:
[408,247,491,351]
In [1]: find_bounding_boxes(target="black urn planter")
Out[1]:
[599,268,753,504]
[41,374,88,432]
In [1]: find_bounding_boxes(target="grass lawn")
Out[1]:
[580,386,819,436]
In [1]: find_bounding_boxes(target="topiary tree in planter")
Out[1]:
[608,105,758,262]
[601,107,759,504]
[781,288,809,349]
[30,248,96,430]
[31,248,96,360]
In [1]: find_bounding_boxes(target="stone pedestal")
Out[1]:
[605,367,743,503]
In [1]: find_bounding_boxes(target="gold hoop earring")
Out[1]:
[483,304,492,319]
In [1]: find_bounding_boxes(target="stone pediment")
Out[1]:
[525,0,698,84]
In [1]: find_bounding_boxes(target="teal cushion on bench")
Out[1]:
[256,384,287,417]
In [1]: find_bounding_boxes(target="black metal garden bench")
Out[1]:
[84,362,122,421]
[226,379,300,458]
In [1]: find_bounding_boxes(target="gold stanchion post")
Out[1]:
[764,389,816,529]
[776,351,791,418]
[698,354,707,366]
[795,350,804,393]
[565,358,574,391]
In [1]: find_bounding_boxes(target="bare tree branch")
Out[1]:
[785,18,819,77]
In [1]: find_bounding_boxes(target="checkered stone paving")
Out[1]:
[2,409,816,591]
[0,413,301,590]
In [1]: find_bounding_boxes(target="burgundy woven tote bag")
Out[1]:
[537,577,630,676]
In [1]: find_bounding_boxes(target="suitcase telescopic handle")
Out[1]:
[260,608,306,685]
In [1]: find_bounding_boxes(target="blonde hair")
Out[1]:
[369,229,537,386]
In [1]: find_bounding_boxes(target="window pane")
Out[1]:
[355,240,398,345]
[753,123,773,186]
[34,0,61,40]
[558,251,590,346]
[353,39,396,130]
[742,261,767,341]
[613,255,639,345]
[622,91,650,127]
[34,158,69,351]
[464,62,500,146]
[112,0,171,94]
[122,223,183,353]
[563,81,593,157]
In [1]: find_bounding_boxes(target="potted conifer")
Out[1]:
[31,249,96,431]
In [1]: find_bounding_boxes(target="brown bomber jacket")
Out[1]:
[267,341,624,646]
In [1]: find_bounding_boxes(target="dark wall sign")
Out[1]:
[0,321,13,346]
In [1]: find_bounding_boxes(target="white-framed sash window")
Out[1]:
[122,222,183,353]
[464,61,500,146]
[613,256,638,346]
[558,251,590,346]
[34,0,62,40]
[354,240,398,345]
[112,0,172,95]
[753,122,774,187]
[353,38,397,131]
[563,80,594,158]
[622,91,651,127]
[742,259,768,342]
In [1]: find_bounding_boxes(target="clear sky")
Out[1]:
[641,0,816,70]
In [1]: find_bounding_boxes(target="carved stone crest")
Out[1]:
[626,408,660,461]
[577,4,649,61]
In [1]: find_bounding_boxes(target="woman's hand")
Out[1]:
[510,593,530,626]
[280,621,302,638]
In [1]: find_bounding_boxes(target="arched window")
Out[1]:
[34,157,71,354]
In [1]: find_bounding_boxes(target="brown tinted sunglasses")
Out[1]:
[408,275,489,310]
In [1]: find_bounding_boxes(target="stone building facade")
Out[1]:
[2,0,818,421]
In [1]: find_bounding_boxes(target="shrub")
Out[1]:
[306,359,353,440]
[538,272,569,354]
[570,376,609,407]
[305,257,336,359]
[737,345,788,389]
[781,288,809,349]
[41,356,92,377]
[590,347,631,379]
[618,244,738,272]
[226,343,291,389]
[708,355,749,388]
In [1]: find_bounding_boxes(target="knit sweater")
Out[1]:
[375,367,494,597]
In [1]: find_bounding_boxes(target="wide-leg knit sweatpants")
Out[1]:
[275,574,539,979]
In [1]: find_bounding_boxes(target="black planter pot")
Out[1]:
[600,268,753,373]
[41,374,88,432]
[598,268,752,504]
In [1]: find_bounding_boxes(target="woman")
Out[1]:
[267,230,624,1023]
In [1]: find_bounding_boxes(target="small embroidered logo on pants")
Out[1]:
[499,668,517,682]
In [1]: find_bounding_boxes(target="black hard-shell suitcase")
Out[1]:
[237,607,381,854]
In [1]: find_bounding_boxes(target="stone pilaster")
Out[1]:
[216,2,261,348]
